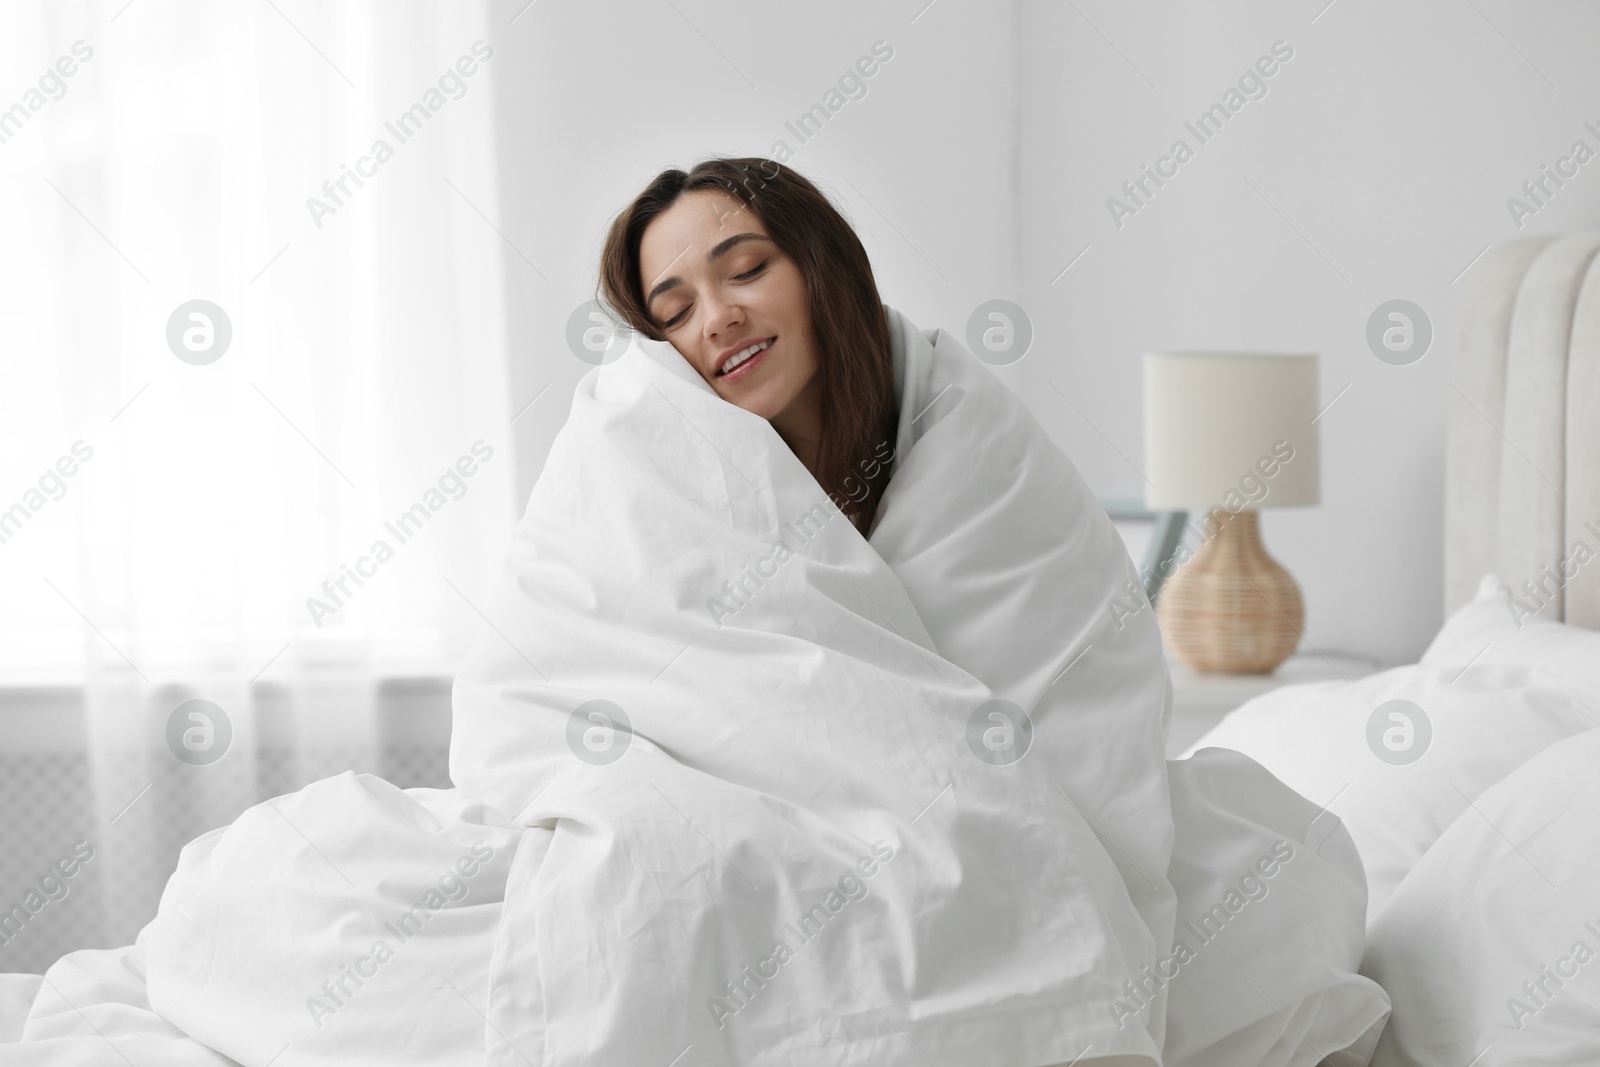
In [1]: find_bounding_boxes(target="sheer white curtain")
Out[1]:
[0,0,515,955]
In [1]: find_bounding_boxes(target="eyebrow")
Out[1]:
[645,232,772,308]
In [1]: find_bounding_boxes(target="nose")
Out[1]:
[702,291,745,346]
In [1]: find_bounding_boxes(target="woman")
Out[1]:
[587,157,1165,1067]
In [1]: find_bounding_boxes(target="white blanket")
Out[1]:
[442,305,1181,1065]
[3,305,1383,1067]
[0,942,238,1066]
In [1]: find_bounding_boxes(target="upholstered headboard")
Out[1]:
[1448,232,1600,628]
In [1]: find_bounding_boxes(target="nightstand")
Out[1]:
[1164,651,1382,758]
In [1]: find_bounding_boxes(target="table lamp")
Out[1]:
[1142,352,1320,673]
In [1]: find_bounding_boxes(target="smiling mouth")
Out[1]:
[716,336,775,377]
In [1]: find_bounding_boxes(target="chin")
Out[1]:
[720,383,792,422]
[730,398,785,421]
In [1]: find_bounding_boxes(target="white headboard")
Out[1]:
[1448,231,1600,628]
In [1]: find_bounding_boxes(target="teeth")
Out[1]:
[721,338,771,375]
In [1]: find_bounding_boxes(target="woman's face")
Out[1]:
[637,189,820,431]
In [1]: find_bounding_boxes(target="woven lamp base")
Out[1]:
[1156,508,1303,674]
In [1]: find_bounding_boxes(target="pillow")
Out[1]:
[1181,663,1600,927]
[1162,747,1391,1067]
[1421,572,1600,698]
[1362,725,1600,1067]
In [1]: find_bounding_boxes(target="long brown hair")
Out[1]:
[596,157,899,537]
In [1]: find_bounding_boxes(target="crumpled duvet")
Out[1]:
[442,304,1180,1065]
[86,304,1384,1067]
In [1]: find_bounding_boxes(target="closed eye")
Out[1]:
[660,261,770,329]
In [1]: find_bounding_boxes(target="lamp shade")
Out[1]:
[1142,352,1320,511]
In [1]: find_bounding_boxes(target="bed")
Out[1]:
[1186,229,1600,1066]
[3,232,1598,1066]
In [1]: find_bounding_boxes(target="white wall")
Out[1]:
[1017,0,1600,665]
[486,0,1020,505]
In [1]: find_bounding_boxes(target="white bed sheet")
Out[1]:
[0,939,238,1066]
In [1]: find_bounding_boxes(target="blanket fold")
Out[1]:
[444,305,1178,1066]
